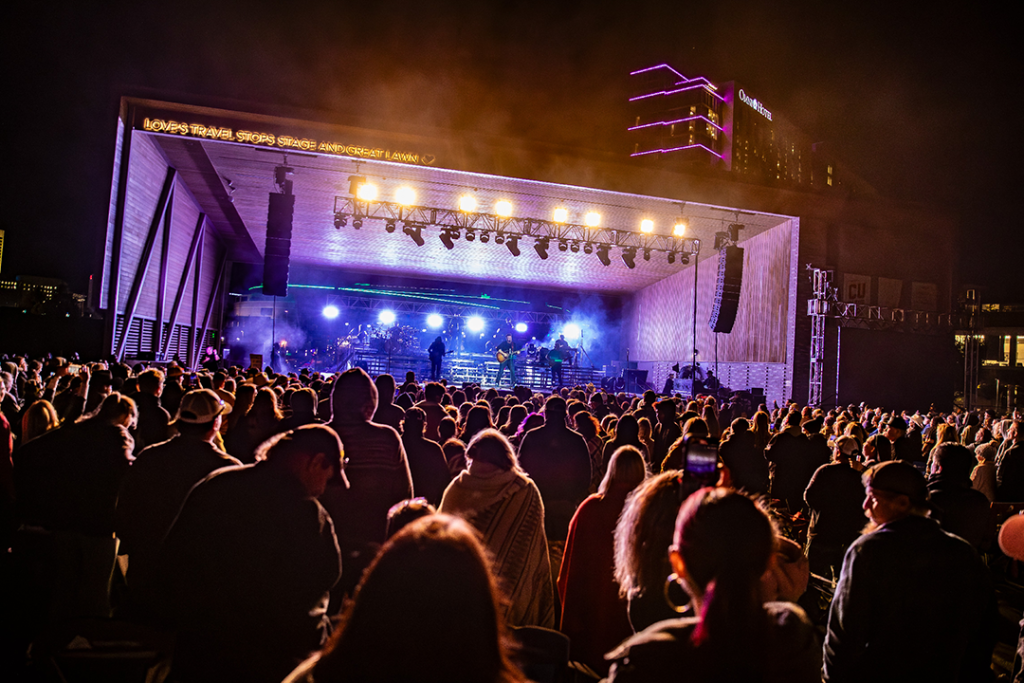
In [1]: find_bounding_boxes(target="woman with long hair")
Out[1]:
[284,514,525,683]
[20,399,60,447]
[439,429,555,628]
[603,414,644,473]
[460,405,493,444]
[574,410,605,492]
[607,488,821,682]
[558,446,646,674]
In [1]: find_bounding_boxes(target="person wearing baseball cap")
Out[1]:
[823,460,996,681]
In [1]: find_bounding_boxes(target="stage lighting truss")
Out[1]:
[333,196,701,265]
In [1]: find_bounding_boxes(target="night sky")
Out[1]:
[5,0,1022,301]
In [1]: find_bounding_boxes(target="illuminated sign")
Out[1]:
[738,89,772,121]
[139,117,436,165]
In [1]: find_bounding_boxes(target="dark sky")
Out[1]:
[5,0,1022,300]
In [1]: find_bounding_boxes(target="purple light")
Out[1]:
[628,115,725,132]
[629,83,725,103]
[631,144,722,159]
[630,64,687,79]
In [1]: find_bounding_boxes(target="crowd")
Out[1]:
[1,352,1022,682]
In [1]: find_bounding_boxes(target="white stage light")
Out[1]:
[515,322,528,333]
[378,310,397,325]
[427,314,444,328]
[563,323,582,340]
[467,316,485,333]
[322,305,340,319]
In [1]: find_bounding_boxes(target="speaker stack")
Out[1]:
[708,245,744,334]
[262,192,295,297]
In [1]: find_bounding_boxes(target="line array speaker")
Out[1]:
[709,245,744,334]
[262,192,295,297]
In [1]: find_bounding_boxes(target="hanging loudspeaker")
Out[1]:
[709,245,744,334]
[262,192,294,297]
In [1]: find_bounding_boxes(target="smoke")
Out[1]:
[542,294,623,369]
[224,312,307,371]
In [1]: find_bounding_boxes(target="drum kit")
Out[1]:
[530,344,576,367]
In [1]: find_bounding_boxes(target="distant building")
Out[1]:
[0,275,85,315]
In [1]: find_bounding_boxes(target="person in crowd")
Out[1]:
[131,368,170,454]
[927,443,995,552]
[461,404,494,444]
[998,421,1024,502]
[603,414,645,473]
[283,514,525,683]
[823,461,996,682]
[636,416,655,464]
[19,399,60,447]
[400,407,451,507]
[371,374,404,433]
[574,410,605,493]
[442,437,467,477]
[281,387,322,432]
[558,446,646,675]
[765,411,814,512]
[416,382,448,442]
[606,488,821,682]
[440,429,555,628]
[158,425,345,683]
[972,437,998,502]
[862,432,892,464]
[161,366,185,419]
[804,436,866,578]
[884,415,919,463]
[517,395,591,543]
[321,368,413,596]
[384,497,436,540]
[115,389,240,618]
[652,400,682,468]
[718,417,769,495]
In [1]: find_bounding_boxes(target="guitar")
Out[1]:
[495,349,520,363]
[429,349,454,362]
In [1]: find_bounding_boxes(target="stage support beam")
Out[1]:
[187,227,206,368]
[161,215,205,361]
[194,254,227,370]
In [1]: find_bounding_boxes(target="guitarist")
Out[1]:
[494,333,519,387]
[427,336,448,381]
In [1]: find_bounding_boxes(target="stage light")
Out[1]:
[440,230,455,250]
[356,182,378,202]
[494,234,505,244]
[583,243,593,254]
[395,186,416,205]
[570,241,580,253]
[322,305,340,319]
[467,316,485,333]
[643,248,651,261]
[495,200,513,217]
[427,313,444,328]
[563,323,581,340]
[480,231,490,243]
[459,194,477,212]
[621,247,637,269]
[466,228,476,242]
[506,235,521,256]
[640,219,654,234]
[515,322,528,333]
[334,214,347,229]
[403,224,425,246]
[558,240,568,252]
[585,212,601,228]
[378,310,397,325]
[668,251,676,264]
[352,218,363,229]
[348,175,367,196]
[681,253,690,265]
[597,245,611,266]
[535,237,550,260]
[673,220,687,237]
[385,219,397,233]
[553,207,569,223]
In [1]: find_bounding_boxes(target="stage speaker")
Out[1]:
[709,245,744,334]
[262,192,295,297]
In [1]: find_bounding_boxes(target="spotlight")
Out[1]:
[643,248,651,261]
[506,235,521,256]
[673,220,687,237]
[640,219,654,234]
[681,253,690,265]
[334,214,347,229]
[440,230,455,250]
[563,323,581,340]
[385,219,396,233]
[515,322,528,333]
[395,186,416,205]
[583,243,593,254]
[378,310,396,325]
[348,175,367,196]
[585,211,601,228]
[596,245,611,266]
[480,231,490,243]
[403,224,425,247]
[553,207,569,223]
[495,200,513,217]
[356,182,378,202]
[494,234,505,244]
[668,251,676,264]
[535,237,550,260]
[467,316,485,333]
[622,247,637,269]
[427,313,444,328]
[459,194,477,212]
[353,218,363,229]
[466,228,476,242]
[322,305,340,319]
[570,241,580,253]
[558,240,568,252]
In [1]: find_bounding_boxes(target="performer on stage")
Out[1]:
[662,372,675,396]
[494,334,519,387]
[551,334,569,387]
[427,336,447,381]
